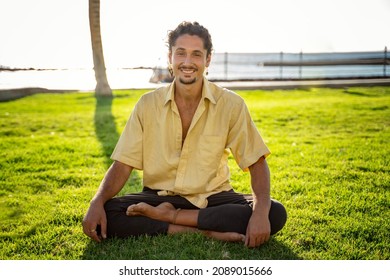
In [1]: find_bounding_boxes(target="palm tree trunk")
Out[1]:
[89,0,112,97]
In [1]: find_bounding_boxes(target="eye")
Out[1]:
[193,52,202,57]
[176,50,186,56]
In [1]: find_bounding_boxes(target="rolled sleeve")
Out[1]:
[227,99,270,171]
[111,99,144,170]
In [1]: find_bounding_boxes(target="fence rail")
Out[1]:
[208,47,389,81]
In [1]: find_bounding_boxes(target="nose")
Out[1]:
[184,55,192,65]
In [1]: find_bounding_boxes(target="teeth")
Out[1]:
[180,67,196,74]
[182,69,195,74]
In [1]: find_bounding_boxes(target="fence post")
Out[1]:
[384,46,387,77]
[280,51,283,79]
[299,50,303,79]
[224,52,228,80]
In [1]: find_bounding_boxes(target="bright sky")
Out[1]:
[0,0,389,69]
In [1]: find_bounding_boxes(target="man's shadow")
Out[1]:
[82,232,301,260]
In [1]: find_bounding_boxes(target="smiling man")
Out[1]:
[82,21,287,248]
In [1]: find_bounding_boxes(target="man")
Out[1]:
[82,21,287,248]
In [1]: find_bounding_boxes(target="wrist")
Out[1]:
[90,196,106,207]
[252,198,271,215]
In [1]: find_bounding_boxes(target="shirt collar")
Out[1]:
[163,77,217,106]
[163,82,175,105]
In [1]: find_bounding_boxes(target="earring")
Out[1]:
[168,64,173,76]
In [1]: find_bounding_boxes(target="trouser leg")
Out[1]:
[104,196,167,238]
[103,188,196,238]
[268,200,288,235]
[198,190,287,235]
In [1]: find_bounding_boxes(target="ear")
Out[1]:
[168,51,172,64]
[206,54,211,67]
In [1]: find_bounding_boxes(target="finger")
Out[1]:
[245,235,256,248]
[245,232,257,248]
[257,233,270,246]
[245,225,251,247]
[82,223,92,236]
[89,229,102,243]
[244,234,250,247]
[83,222,101,242]
[247,234,266,248]
[258,233,270,245]
[100,218,107,239]
[82,219,89,234]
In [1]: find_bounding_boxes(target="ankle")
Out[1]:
[172,208,181,224]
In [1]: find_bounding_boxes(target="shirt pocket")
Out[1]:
[197,135,225,175]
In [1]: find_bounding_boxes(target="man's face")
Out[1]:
[169,34,211,85]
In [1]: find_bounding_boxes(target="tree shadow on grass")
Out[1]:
[94,95,142,191]
[94,96,119,168]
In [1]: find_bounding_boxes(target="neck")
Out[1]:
[174,78,203,103]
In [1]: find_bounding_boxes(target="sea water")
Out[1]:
[0,68,157,90]
[1,51,388,90]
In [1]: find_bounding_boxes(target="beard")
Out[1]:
[179,77,197,85]
[177,64,199,85]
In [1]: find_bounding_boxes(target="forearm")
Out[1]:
[245,156,271,247]
[249,156,271,215]
[91,160,133,205]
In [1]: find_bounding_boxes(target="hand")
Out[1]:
[244,212,271,248]
[82,200,107,242]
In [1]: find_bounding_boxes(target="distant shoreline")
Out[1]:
[0,66,154,72]
[2,49,388,72]
[2,59,388,72]
[1,77,390,102]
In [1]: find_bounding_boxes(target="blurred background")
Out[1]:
[1,0,389,90]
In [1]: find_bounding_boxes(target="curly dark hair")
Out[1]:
[167,21,213,56]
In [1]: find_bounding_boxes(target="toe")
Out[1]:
[126,205,136,216]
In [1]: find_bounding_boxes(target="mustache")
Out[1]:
[178,65,198,71]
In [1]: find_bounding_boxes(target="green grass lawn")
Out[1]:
[0,86,389,260]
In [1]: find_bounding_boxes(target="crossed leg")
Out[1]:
[126,202,245,242]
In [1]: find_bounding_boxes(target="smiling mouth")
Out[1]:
[179,66,197,74]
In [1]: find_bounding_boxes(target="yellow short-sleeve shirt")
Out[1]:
[111,78,270,208]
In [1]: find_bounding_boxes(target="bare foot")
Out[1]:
[126,202,176,223]
[202,230,245,243]
[168,225,245,243]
